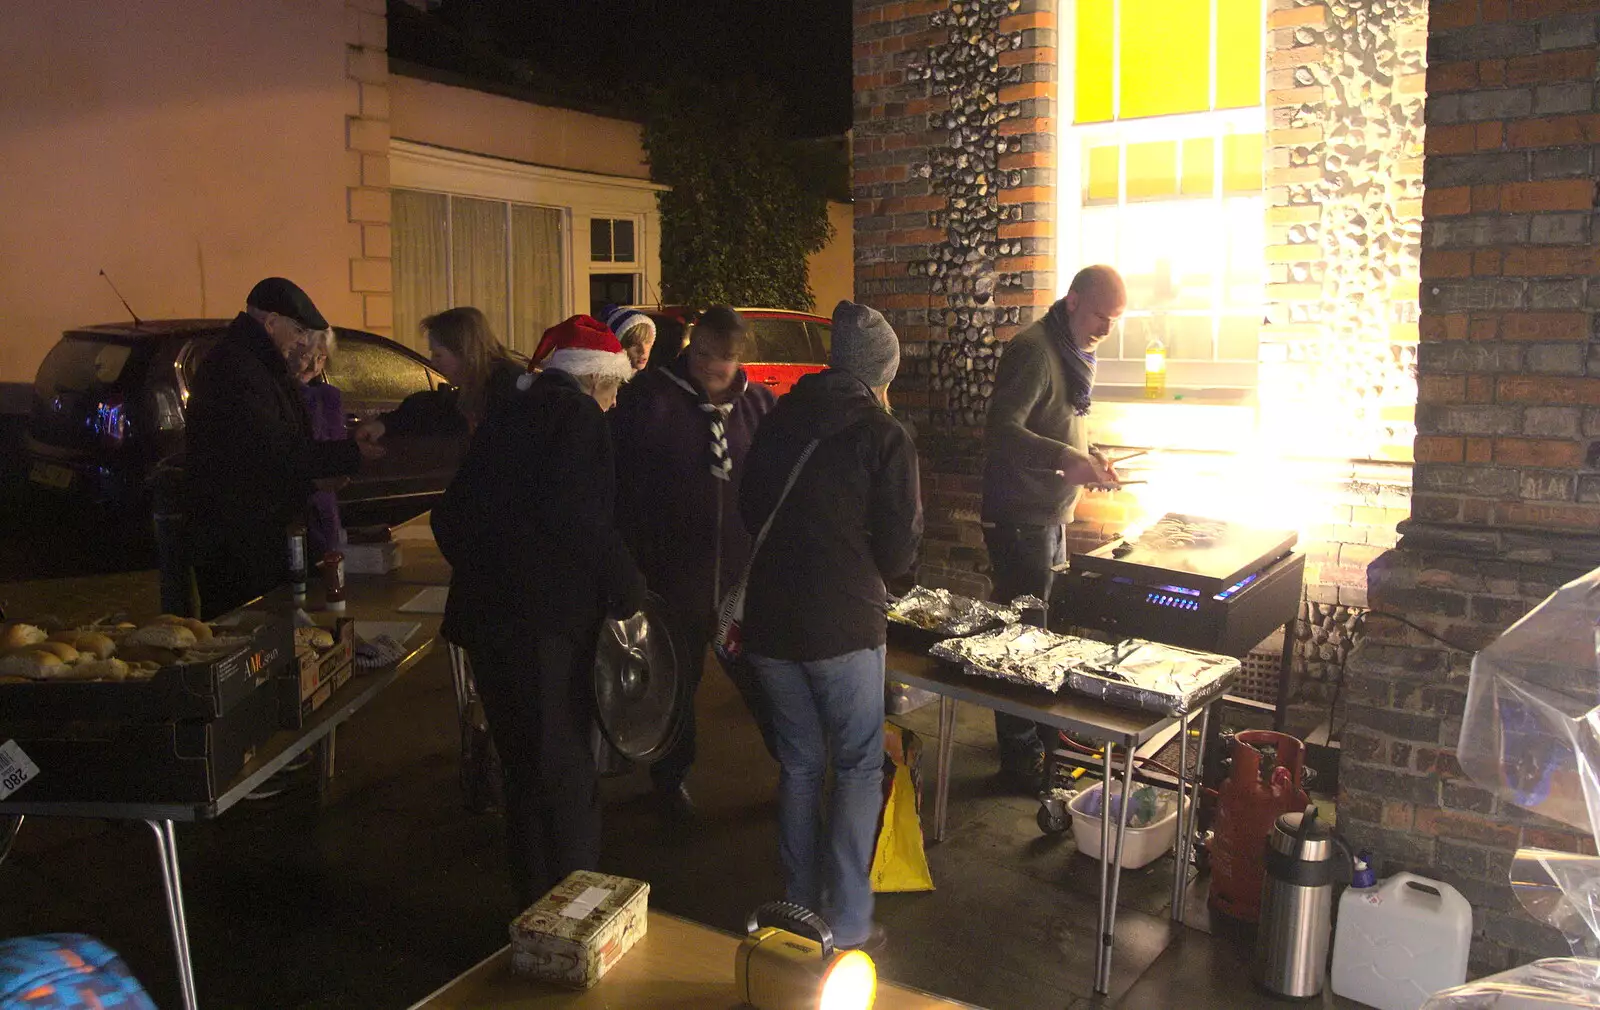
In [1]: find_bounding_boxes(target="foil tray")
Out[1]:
[1072,639,1241,716]
[931,624,1111,693]
[888,587,1046,639]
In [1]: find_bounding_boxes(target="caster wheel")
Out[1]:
[1037,798,1072,836]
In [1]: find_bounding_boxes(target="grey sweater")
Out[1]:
[981,318,1089,525]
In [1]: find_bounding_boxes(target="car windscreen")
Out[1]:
[35,337,135,395]
[323,336,435,405]
[749,318,820,364]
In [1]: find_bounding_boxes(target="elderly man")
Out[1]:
[982,265,1124,792]
[185,278,382,619]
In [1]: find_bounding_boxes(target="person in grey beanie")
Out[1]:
[739,299,924,953]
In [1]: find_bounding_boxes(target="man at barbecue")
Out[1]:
[980,264,1124,792]
[185,278,384,619]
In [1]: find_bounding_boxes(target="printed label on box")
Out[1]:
[560,886,612,920]
[0,740,41,800]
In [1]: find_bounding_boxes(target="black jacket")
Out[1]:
[611,355,775,620]
[739,370,923,662]
[184,312,361,558]
[382,356,526,439]
[981,317,1090,525]
[432,369,645,650]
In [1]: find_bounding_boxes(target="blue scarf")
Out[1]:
[1044,300,1096,416]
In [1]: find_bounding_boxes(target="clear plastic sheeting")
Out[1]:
[1422,959,1600,1009]
[1452,567,1600,1005]
[1072,638,1241,716]
[887,588,1047,638]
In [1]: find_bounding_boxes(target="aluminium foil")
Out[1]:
[1071,639,1241,716]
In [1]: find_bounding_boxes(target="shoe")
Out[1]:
[840,923,888,955]
[654,783,696,822]
[998,751,1047,796]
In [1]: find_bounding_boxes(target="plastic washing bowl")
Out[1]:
[1068,782,1181,870]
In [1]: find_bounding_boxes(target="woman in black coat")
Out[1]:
[431,316,644,907]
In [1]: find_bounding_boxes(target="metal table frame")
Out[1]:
[886,647,1222,996]
[0,635,435,1010]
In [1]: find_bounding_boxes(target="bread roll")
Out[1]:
[295,627,336,651]
[180,618,213,642]
[70,658,129,681]
[0,623,46,650]
[117,643,181,667]
[126,624,197,650]
[0,650,62,679]
[49,630,116,660]
[150,614,188,626]
[29,641,79,663]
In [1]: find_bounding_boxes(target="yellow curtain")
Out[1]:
[510,205,564,357]
[450,196,511,345]
[391,190,448,352]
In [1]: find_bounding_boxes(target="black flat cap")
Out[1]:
[246,277,328,330]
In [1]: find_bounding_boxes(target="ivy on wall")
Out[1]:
[643,82,834,311]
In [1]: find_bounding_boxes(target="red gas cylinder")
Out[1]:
[1207,730,1309,923]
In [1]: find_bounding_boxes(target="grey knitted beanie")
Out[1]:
[829,299,900,388]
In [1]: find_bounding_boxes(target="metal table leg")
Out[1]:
[932,695,957,843]
[1095,737,1139,995]
[1170,714,1191,921]
[146,819,198,1010]
[1173,702,1215,922]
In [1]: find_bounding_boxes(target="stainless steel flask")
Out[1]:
[1256,805,1338,998]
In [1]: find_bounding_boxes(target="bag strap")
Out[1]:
[745,438,820,570]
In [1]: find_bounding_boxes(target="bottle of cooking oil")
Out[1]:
[1144,337,1166,400]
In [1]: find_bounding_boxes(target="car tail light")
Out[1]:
[152,386,183,431]
[90,396,129,448]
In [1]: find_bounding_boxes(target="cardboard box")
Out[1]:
[344,540,402,575]
[510,871,649,989]
[278,620,354,729]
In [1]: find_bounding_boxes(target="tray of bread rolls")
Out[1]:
[0,609,294,722]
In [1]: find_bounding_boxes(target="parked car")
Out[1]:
[22,320,455,520]
[637,306,831,395]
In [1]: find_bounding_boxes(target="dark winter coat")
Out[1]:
[185,312,360,565]
[432,369,645,651]
[611,356,776,620]
[981,316,1091,526]
[739,369,923,662]
[382,356,526,439]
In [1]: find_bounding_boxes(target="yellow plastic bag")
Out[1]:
[870,721,934,892]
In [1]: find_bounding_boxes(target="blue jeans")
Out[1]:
[750,647,886,948]
[984,522,1064,770]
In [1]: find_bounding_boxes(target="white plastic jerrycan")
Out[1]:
[1331,870,1472,1010]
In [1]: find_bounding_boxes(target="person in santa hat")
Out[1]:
[432,314,644,908]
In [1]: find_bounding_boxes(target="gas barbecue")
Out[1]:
[1052,513,1305,723]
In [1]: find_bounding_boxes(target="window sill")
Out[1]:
[1086,390,1257,452]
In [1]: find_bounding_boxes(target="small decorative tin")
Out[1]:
[509,871,649,989]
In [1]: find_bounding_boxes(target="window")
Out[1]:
[1065,0,1265,390]
[391,189,565,357]
[748,318,820,365]
[323,335,434,411]
[590,218,636,263]
[589,273,637,317]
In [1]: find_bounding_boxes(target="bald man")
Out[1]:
[981,265,1123,792]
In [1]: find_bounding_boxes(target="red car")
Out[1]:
[638,306,831,396]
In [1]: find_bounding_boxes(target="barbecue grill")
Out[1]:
[1052,513,1305,724]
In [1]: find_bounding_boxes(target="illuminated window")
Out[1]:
[1063,0,1266,391]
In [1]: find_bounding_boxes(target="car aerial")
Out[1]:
[23,320,457,522]
[636,306,831,396]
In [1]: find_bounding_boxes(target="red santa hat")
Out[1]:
[519,315,635,389]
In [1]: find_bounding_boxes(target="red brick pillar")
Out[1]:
[853,0,1058,596]
[1343,1,1600,974]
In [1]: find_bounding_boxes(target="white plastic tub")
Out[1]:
[1069,782,1180,869]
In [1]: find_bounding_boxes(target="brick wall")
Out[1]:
[1342,1,1600,973]
[345,0,393,336]
[853,0,1059,600]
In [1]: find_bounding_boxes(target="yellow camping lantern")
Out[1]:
[735,903,877,1010]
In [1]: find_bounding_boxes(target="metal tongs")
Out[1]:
[1084,447,1149,491]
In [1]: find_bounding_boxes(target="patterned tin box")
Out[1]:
[509,871,649,989]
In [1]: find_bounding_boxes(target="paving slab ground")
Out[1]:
[0,568,1356,1009]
